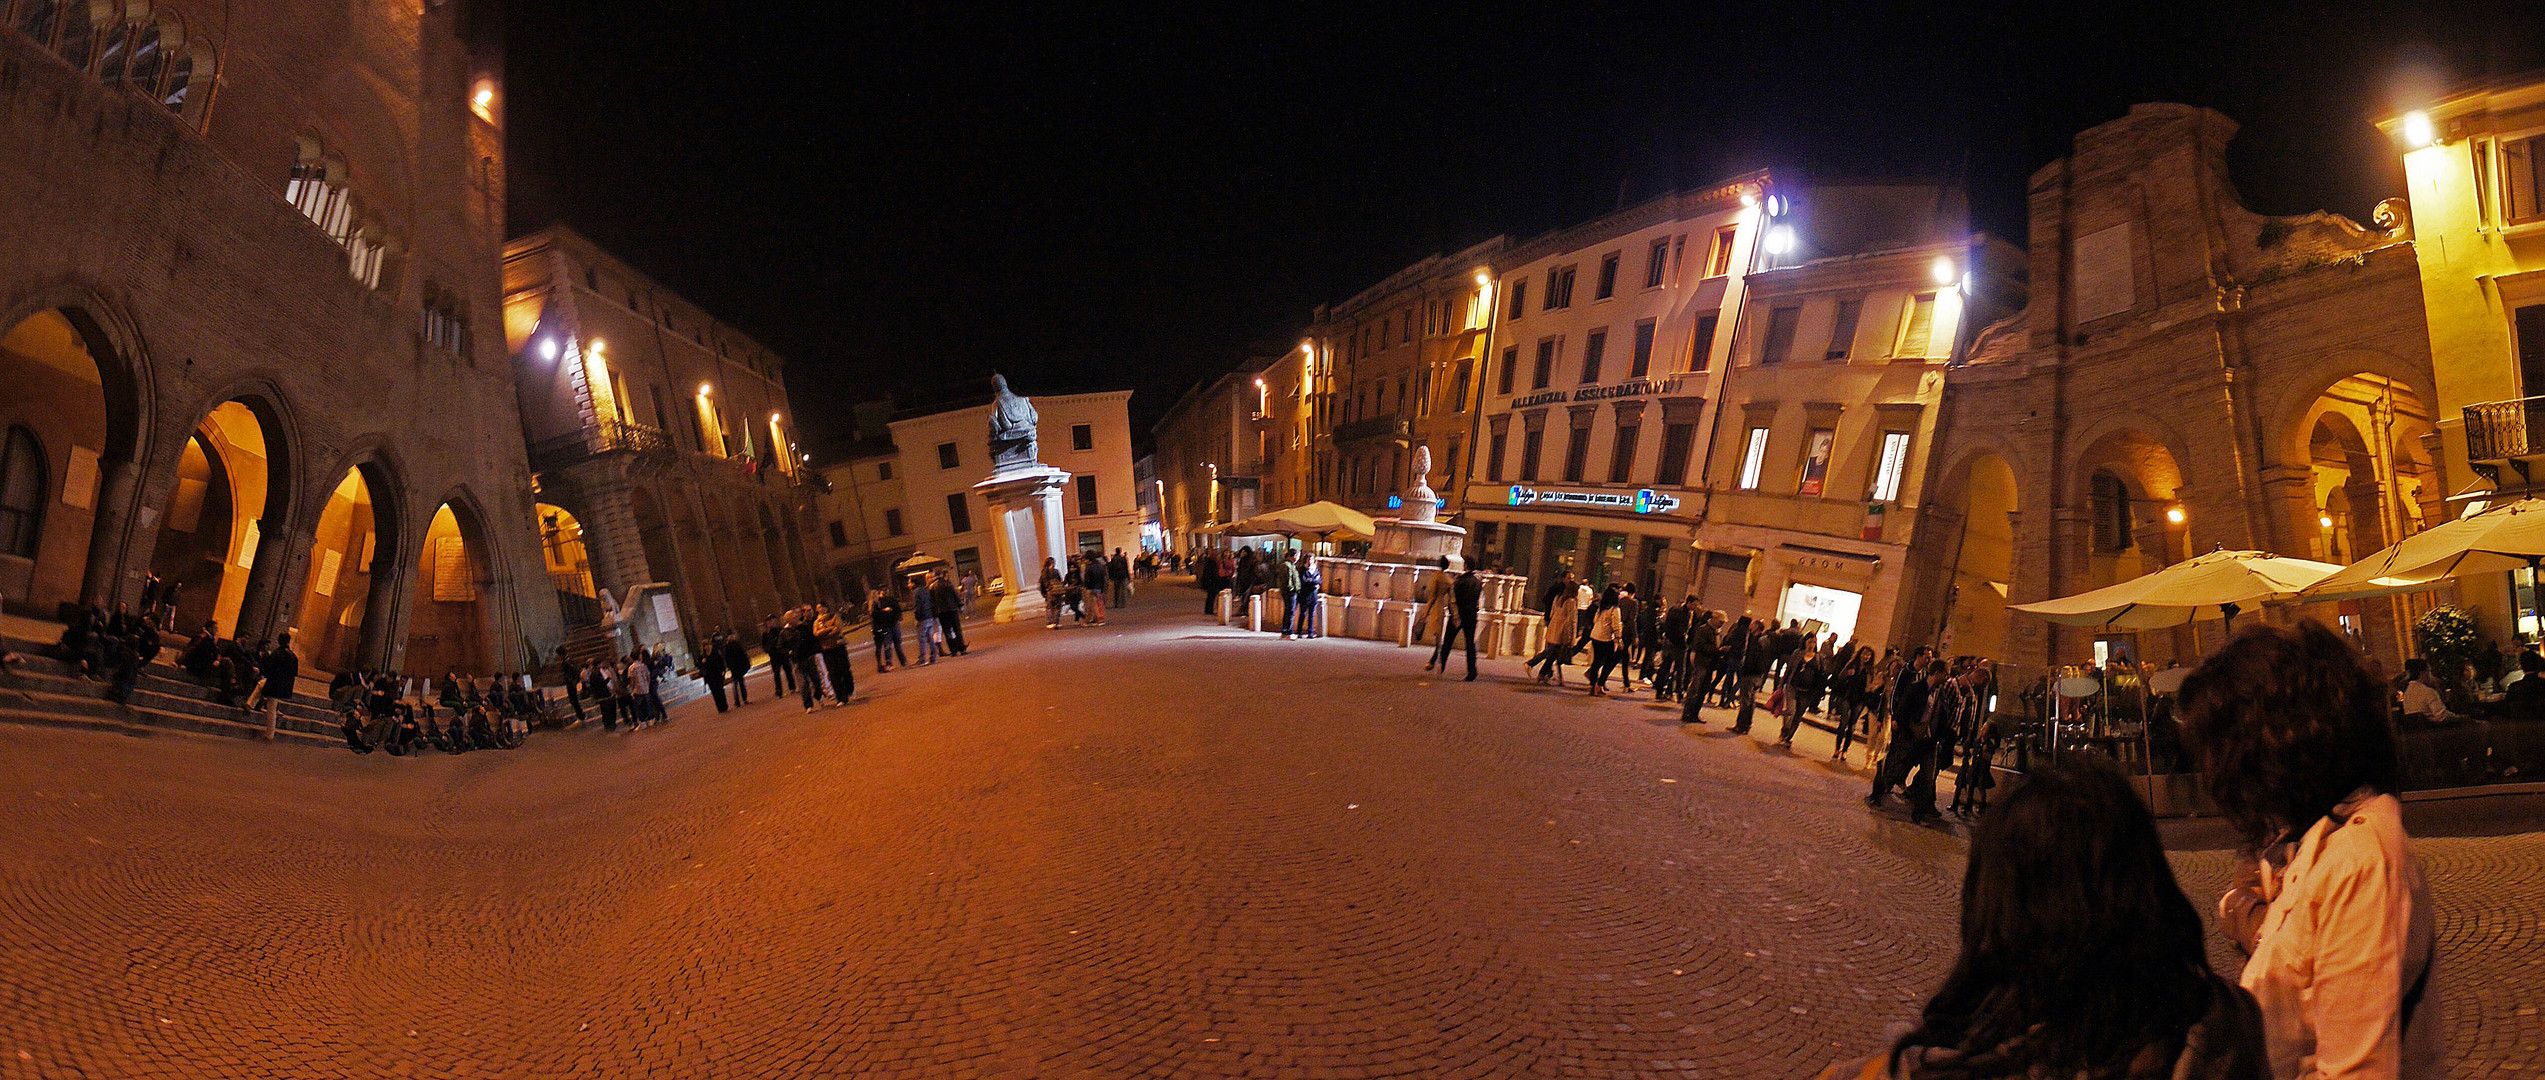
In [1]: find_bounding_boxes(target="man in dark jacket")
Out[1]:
[1107,549,1131,608]
[251,632,300,739]
[1869,654,1945,816]
[1655,597,1694,702]
[930,573,967,655]
[1426,565,1485,681]
[720,633,752,705]
[1614,584,1643,694]
[699,633,730,712]
[761,614,794,697]
[1730,623,1773,734]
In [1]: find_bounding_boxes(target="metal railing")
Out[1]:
[526,419,674,472]
[2463,396,2545,462]
[556,588,603,629]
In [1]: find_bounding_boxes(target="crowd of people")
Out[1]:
[1191,546,1325,638]
[1039,548,1140,628]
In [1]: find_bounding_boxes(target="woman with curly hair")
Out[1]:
[1819,758,2269,1079]
[2178,620,2440,1080]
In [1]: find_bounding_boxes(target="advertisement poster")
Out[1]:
[1797,429,1834,497]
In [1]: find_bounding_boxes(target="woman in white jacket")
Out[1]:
[2177,622,2440,1080]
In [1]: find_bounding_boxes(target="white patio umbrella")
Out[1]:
[2010,548,2344,630]
[2300,498,2545,601]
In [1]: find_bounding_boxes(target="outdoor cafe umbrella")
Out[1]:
[1231,500,1378,543]
[892,551,951,576]
[2300,497,2545,602]
[2008,548,2343,630]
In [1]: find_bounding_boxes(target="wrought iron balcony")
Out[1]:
[1332,417,1412,447]
[2464,397,2545,462]
[527,419,674,472]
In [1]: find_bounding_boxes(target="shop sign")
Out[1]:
[1506,485,1683,514]
[1511,373,1689,410]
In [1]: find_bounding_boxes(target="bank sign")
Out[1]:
[1509,373,1690,410]
[1507,486,1683,515]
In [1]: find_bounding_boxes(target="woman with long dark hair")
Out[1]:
[1820,759,2270,1080]
[2177,621,2440,1080]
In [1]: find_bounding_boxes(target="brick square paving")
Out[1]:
[0,587,2537,1078]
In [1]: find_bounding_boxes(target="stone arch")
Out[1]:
[293,440,410,672]
[403,487,507,677]
[2260,348,2440,469]
[1929,448,2022,663]
[2067,424,2189,589]
[0,285,158,611]
[141,385,301,641]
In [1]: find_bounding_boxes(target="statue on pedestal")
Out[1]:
[988,373,1040,472]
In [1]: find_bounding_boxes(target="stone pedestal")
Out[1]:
[975,464,1072,624]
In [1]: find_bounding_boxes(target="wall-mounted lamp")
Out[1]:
[2165,505,2187,525]
[2400,110,2436,149]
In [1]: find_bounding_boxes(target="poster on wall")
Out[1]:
[432,535,476,602]
[62,446,99,511]
[1797,429,1835,497]
[314,549,342,597]
[235,520,261,570]
[650,592,680,633]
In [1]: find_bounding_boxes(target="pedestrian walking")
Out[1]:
[788,611,825,712]
[1420,556,1457,644]
[250,632,299,740]
[1817,758,2271,1080]
[1108,548,1131,608]
[1830,646,1873,759]
[1614,583,1642,693]
[1079,552,1110,625]
[1778,643,1827,747]
[1425,564,1483,680]
[1585,586,1625,697]
[1042,557,1068,628]
[1730,623,1772,734]
[1680,609,1721,725]
[1530,575,1581,686]
[699,633,731,712]
[1867,657,1946,823]
[1277,552,1305,638]
[2182,622,2440,1080]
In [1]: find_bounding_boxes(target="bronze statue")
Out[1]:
[988,373,1039,470]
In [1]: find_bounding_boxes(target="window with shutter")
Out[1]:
[2090,473,2133,552]
[1827,299,1863,360]
[1762,307,1801,365]
[1898,294,1938,358]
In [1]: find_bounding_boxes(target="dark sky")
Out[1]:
[504,2,2545,450]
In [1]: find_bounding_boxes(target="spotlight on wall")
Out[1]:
[1762,225,1796,256]
[2320,514,2336,529]
[1474,272,1491,287]
[2165,506,2187,525]
[2400,110,2435,149]
[698,382,713,397]
[1930,256,1957,285]
[538,338,558,360]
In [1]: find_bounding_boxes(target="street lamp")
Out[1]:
[2400,110,2436,149]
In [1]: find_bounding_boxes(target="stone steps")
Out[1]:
[0,685,337,748]
[2,632,344,746]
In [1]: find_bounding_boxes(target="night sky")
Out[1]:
[503,2,2545,450]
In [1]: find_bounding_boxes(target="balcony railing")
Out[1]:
[2464,397,2545,462]
[527,419,674,472]
[1333,417,1412,447]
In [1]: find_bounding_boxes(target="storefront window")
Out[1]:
[1778,582,1863,644]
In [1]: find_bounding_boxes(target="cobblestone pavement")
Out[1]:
[1,590,2537,1079]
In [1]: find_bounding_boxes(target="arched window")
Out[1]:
[12,1,65,48]
[163,40,209,120]
[0,426,48,560]
[2089,471,2133,553]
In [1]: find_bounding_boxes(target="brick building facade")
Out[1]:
[1898,104,2440,673]
[0,0,564,675]
[501,226,824,667]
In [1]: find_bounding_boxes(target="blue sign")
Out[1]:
[1386,495,1403,509]
[1506,486,1682,514]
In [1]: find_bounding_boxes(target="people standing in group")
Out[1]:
[1730,619,1773,734]
[1778,642,1829,749]
[788,610,826,711]
[1830,646,1874,760]
[2180,622,2440,1080]
[1530,573,1582,687]
[1042,557,1068,627]
[911,577,943,664]
[1275,551,1306,639]
[1868,654,1947,825]
[869,585,907,671]
[813,603,855,703]
[1079,552,1111,625]
[1425,562,1482,681]
[1108,548,1132,608]
[1293,553,1321,638]
[622,652,654,728]
[585,661,617,732]
[1817,758,2271,1080]
[1709,615,1754,708]
[761,613,795,699]
[930,572,968,656]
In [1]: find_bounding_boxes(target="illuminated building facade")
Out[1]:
[1308,239,1507,520]
[1460,175,1767,600]
[2382,75,2545,643]
[1689,182,2024,649]
[502,227,823,667]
